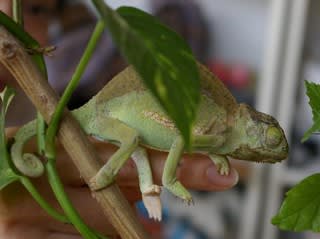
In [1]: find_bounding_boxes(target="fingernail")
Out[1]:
[206,166,239,188]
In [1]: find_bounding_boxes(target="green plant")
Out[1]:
[273,81,320,232]
[0,1,199,238]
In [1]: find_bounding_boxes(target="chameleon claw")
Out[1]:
[88,178,100,191]
[142,194,162,221]
[217,165,230,176]
[209,155,231,176]
[142,185,162,221]
[89,173,114,191]
[184,197,194,206]
[213,157,230,176]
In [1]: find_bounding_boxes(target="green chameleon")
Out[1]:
[11,63,288,221]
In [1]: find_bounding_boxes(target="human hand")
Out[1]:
[0,127,239,239]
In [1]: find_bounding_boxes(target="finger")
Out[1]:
[179,154,239,190]
[57,141,239,191]
[47,186,140,237]
[0,221,48,239]
[0,183,77,237]
[117,150,239,191]
[0,181,134,237]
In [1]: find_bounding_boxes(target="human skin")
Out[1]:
[0,0,239,238]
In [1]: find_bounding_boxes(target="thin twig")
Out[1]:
[0,26,149,239]
[12,0,24,26]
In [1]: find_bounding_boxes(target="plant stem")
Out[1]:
[45,162,102,239]
[45,20,105,159]
[36,112,46,154]
[12,0,23,26]
[19,176,69,223]
[11,0,46,154]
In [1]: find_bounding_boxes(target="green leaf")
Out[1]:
[272,173,320,232]
[91,1,200,148]
[302,81,320,142]
[0,87,20,190]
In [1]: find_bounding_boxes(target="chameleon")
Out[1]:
[10,63,289,221]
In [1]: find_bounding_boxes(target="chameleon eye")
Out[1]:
[266,126,282,147]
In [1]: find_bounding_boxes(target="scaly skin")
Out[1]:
[11,64,289,221]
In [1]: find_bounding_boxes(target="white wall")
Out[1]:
[197,0,270,69]
[105,0,149,11]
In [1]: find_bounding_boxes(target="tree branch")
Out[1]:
[0,26,149,239]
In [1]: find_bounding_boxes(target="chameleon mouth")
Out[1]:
[231,145,288,163]
[259,158,282,163]
[253,149,288,163]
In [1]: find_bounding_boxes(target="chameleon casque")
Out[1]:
[11,63,289,220]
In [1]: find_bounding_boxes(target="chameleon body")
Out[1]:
[11,64,289,220]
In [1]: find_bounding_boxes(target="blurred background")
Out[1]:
[44,0,320,238]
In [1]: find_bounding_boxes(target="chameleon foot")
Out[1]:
[164,180,193,204]
[216,161,230,175]
[177,195,194,206]
[209,154,230,175]
[89,171,114,191]
[142,185,162,221]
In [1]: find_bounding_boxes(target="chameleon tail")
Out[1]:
[11,120,44,177]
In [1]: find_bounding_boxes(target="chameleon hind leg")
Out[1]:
[162,136,193,203]
[87,117,139,190]
[131,147,162,221]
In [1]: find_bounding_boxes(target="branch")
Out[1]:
[0,26,149,239]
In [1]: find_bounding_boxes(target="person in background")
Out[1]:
[0,0,239,238]
[46,2,127,109]
[152,0,210,63]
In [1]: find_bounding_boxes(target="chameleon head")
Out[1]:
[230,104,289,163]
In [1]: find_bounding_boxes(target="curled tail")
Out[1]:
[11,120,44,177]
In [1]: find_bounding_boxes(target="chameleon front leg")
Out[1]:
[131,147,162,221]
[162,136,193,203]
[209,154,230,175]
[86,117,139,190]
[191,134,230,175]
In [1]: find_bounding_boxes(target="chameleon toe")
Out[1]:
[142,194,162,221]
